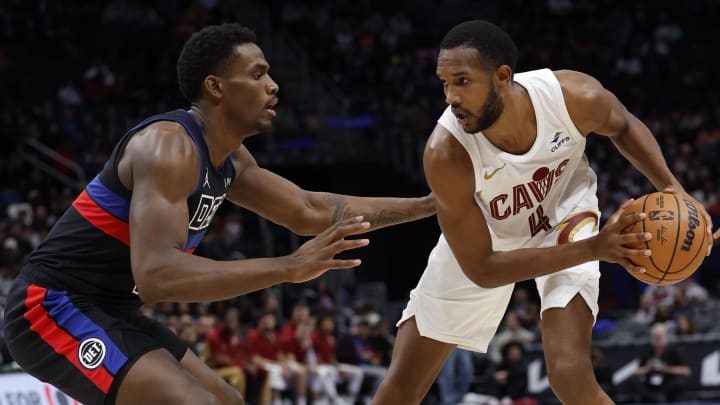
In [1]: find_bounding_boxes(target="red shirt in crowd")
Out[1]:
[245,328,282,360]
[312,330,337,364]
[205,325,247,368]
[281,336,309,363]
[278,320,298,343]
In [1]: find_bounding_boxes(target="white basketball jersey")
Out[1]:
[437,68,599,250]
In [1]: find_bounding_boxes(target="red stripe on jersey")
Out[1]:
[24,284,114,394]
[43,385,55,405]
[72,190,130,246]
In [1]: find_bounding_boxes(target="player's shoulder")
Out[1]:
[425,124,469,166]
[128,121,199,165]
[424,124,473,182]
[552,69,607,105]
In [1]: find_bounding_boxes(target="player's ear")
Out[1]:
[203,75,223,101]
[495,65,512,85]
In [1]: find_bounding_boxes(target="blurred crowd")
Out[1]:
[2,0,720,403]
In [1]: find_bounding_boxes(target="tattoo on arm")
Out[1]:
[327,195,414,226]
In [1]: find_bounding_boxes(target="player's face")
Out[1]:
[220,43,279,133]
[437,47,504,133]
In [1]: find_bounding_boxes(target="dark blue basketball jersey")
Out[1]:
[23,109,235,310]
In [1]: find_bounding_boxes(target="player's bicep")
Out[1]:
[433,179,492,271]
[125,129,199,283]
[424,127,494,273]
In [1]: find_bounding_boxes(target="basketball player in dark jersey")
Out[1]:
[2,24,435,405]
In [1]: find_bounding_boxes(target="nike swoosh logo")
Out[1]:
[483,163,506,180]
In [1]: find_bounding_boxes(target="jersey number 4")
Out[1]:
[529,204,552,237]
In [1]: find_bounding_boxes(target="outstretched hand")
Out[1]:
[663,187,717,255]
[285,216,371,283]
[590,198,652,274]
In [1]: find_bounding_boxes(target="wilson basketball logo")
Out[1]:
[78,338,106,370]
[648,210,674,221]
[682,198,700,252]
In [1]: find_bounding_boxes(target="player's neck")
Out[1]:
[481,84,537,155]
[189,104,247,169]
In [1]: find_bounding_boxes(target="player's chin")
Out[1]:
[464,122,483,133]
[256,119,273,133]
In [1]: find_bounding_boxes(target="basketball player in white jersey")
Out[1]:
[371,20,717,405]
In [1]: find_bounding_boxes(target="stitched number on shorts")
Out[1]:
[529,204,552,237]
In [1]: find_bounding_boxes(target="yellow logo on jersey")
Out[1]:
[483,163,506,180]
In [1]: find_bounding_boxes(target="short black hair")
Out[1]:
[177,23,256,102]
[440,20,518,74]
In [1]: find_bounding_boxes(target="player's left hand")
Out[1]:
[663,187,716,256]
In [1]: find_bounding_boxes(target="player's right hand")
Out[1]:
[590,199,652,274]
[285,216,370,283]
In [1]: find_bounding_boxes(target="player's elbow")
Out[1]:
[134,275,165,305]
[472,275,502,289]
[132,264,173,304]
[287,219,319,236]
[288,205,327,236]
[466,266,504,289]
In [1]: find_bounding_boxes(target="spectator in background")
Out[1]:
[312,314,364,405]
[280,300,311,342]
[205,307,267,404]
[519,302,541,339]
[487,311,535,364]
[673,313,697,336]
[205,308,246,369]
[177,318,200,355]
[247,311,307,405]
[436,348,474,405]
[313,279,338,314]
[631,294,656,326]
[492,341,537,405]
[630,323,691,403]
[284,316,354,404]
[642,284,677,310]
[337,314,388,401]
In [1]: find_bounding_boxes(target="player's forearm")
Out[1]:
[134,252,291,303]
[610,115,684,192]
[467,239,596,288]
[302,192,435,234]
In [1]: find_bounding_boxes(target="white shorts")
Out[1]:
[398,211,600,353]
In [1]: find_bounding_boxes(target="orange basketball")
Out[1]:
[622,192,709,285]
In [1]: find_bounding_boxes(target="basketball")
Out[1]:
[622,192,709,285]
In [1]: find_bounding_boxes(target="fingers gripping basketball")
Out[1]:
[622,192,709,285]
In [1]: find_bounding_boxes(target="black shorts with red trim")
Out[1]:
[3,275,188,405]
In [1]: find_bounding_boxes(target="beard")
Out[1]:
[467,84,504,133]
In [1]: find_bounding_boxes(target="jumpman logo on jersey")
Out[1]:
[203,168,210,189]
